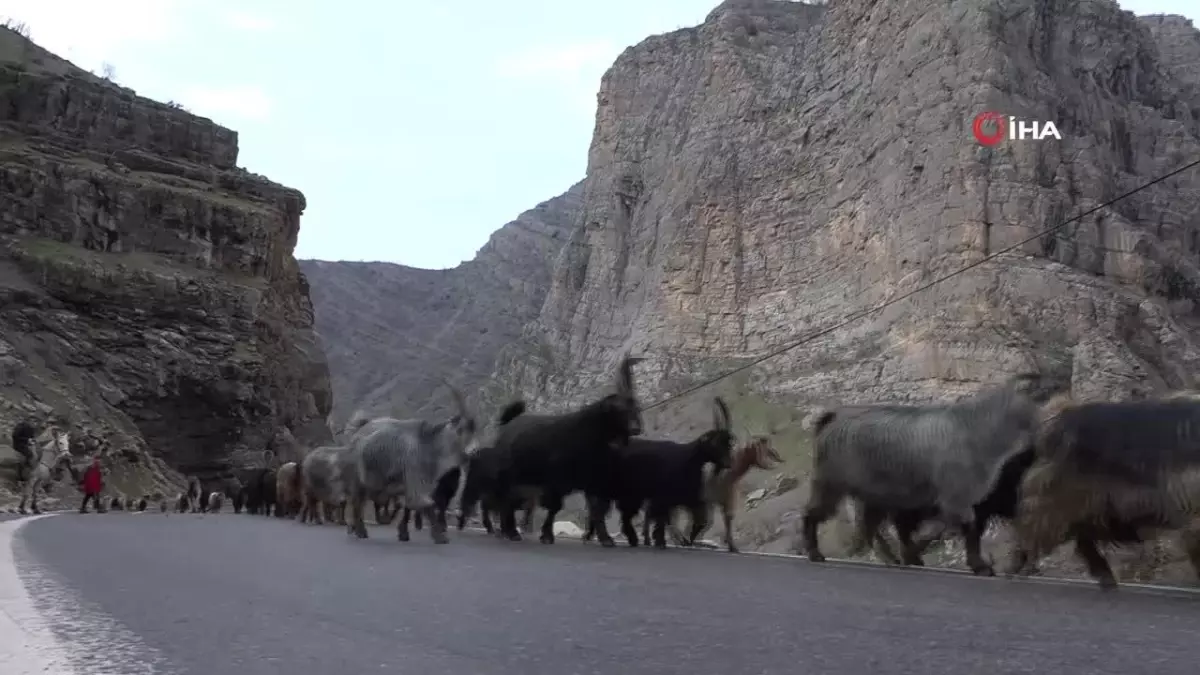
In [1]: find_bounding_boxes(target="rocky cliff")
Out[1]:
[300,183,582,428]
[500,0,1200,410]
[306,0,1200,579]
[0,25,332,504]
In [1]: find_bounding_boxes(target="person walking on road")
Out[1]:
[80,455,104,514]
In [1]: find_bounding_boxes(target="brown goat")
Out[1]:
[275,462,302,518]
[665,436,783,552]
[1008,393,1200,589]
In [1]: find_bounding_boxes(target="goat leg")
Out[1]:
[857,505,902,565]
[618,504,640,547]
[497,503,522,541]
[649,504,670,549]
[582,495,602,542]
[685,503,708,546]
[427,505,449,544]
[521,499,536,533]
[349,496,369,539]
[397,506,412,542]
[721,503,738,553]
[892,515,925,566]
[584,496,616,548]
[1073,531,1118,590]
[801,482,842,563]
[962,516,994,576]
[539,493,565,545]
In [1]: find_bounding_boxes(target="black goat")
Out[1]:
[488,353,643,545]
[235,466,278,516]
[456,407,540,536]
[197,486,211,514]
[588,397,735,549]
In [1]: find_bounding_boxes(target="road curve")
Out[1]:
[2,513,1199,675]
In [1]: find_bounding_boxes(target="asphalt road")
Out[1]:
[2,513,1199,675]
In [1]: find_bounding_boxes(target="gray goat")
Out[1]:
[342,381,479,543]
[801,373,1043,574]
[298,444,347,525]
[207,491,224,513]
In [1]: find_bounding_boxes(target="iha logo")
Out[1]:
[972,112,1062,146]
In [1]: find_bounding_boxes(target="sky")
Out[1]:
[0,1,1195,270]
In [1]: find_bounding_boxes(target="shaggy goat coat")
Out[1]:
[1009,396,1200,586]
[344,418,470,511]
[802,375,1043,567]
[809,381,1039,523]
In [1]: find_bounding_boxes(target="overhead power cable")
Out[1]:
[641,157,1200,412]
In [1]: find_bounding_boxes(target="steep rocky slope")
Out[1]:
[0,25,332,505]
[300,183,582,427]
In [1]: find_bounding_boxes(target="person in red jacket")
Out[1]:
[80,456,104,514]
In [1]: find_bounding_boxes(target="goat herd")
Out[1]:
[17,353,1200,593]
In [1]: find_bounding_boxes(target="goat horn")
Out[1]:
[712,397,731,431]
[616,351,642,396]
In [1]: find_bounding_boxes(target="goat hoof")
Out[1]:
[397,531,410,542]
[807,552,826,563]
[432,533,449,545]
[727,546,739,554]
[539,534,555,545]
[503,532,522,542]
[1097,575,1118,591]
[599,537,616,548]
[970,564,995,577]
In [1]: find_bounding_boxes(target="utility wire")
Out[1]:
[641,156,1200,412]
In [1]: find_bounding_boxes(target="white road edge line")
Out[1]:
[459,526,1200,598]
[0,513,80,675]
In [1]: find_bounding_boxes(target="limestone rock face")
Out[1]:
[300,183,582,427]
[492,0,1200,419]
[0,25,332,498]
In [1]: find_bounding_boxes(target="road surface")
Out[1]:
[2,512,1199,675]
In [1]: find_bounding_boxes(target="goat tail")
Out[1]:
[1037,393,1074,426]
[802,407,837,434]
[497,401,527,426]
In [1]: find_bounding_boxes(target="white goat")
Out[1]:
[18,429,73,514]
